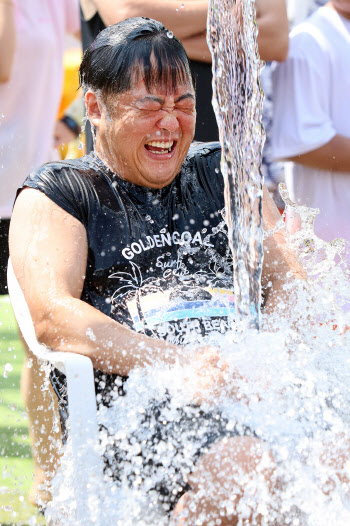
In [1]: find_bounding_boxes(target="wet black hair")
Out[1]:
[79,17,195,97]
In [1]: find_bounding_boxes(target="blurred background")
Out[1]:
[0,30,84,524]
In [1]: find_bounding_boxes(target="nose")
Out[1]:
[157,109,179,133]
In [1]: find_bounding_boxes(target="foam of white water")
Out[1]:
[46,212,350,524]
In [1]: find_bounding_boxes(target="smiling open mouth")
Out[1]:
[145,140,175,155]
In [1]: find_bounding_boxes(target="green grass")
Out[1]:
[0,295,45,525]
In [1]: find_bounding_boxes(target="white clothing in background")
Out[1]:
[286,0,325,27]
[0,0,80,219]
[272,5,350,245]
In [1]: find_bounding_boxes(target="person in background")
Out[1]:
[287,0,328,27]
[0,0,80,509]
[261,0,328,212]
[80,0,289,153]
[271,0,350,266]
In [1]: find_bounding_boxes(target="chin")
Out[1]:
[142,170,175,188]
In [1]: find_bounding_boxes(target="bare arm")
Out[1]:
[0,1,16,83]
[261,186,305,314]
[9,189,180,376]
[92,0,288,63]
[93,0,208,41]
[288,134,350,173]
[182,32,212,63]
[255,0,289,62]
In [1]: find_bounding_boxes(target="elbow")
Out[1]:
[33,315,61,351]
[34,317,52,347]
[275,36,289,62]
[99,6,134,27]
[263,35,289,63]
[0,72,11,84]
[0,56,15,83]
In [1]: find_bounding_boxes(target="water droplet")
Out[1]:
[3,363,13,378]
[166,31,174,39]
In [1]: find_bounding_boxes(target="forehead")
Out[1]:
[117,77,196,103]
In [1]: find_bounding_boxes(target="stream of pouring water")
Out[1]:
[207,0,265,329]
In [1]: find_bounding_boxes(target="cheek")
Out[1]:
[179,113,196,133]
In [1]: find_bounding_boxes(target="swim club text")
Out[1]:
[122,230,213,260]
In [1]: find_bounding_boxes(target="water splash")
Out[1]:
[207,0,265,329]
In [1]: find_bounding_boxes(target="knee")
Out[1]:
[174,437,276,526]
[187,436,275,492]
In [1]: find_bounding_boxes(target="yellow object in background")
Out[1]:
[58,47,82,119]
[57,47,86,159]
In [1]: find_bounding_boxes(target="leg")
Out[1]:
[171,436,276,526]
[319,433,350,496]
[21,342,62,508]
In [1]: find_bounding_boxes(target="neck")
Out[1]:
[94,138,123,178]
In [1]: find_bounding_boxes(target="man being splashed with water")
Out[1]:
[10,18,311,525]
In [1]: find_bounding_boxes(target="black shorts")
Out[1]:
[0,219,10,295]
[50,368,250,514]
[101,394,250,513]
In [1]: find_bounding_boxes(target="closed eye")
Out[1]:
[175,100,196,111]
[135,96,163,111]
[136,102,163,112]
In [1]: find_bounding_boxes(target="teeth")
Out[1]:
[146,141,174,148]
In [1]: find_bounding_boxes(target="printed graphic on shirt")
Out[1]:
[109,218,236,344]
[126,287,235,332]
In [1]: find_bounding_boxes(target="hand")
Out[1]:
[188,346,245,405]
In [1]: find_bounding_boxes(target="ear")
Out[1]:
[85,90,102,128]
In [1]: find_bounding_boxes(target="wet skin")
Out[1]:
[86,80,196,189]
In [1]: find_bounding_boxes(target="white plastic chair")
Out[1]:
[7,258,104,523]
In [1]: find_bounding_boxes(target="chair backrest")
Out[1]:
[7,258,51,360]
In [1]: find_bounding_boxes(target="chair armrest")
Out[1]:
[7,258,101,463]
[7,258,106,521]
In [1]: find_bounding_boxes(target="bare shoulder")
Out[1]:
[10,188,87,300]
